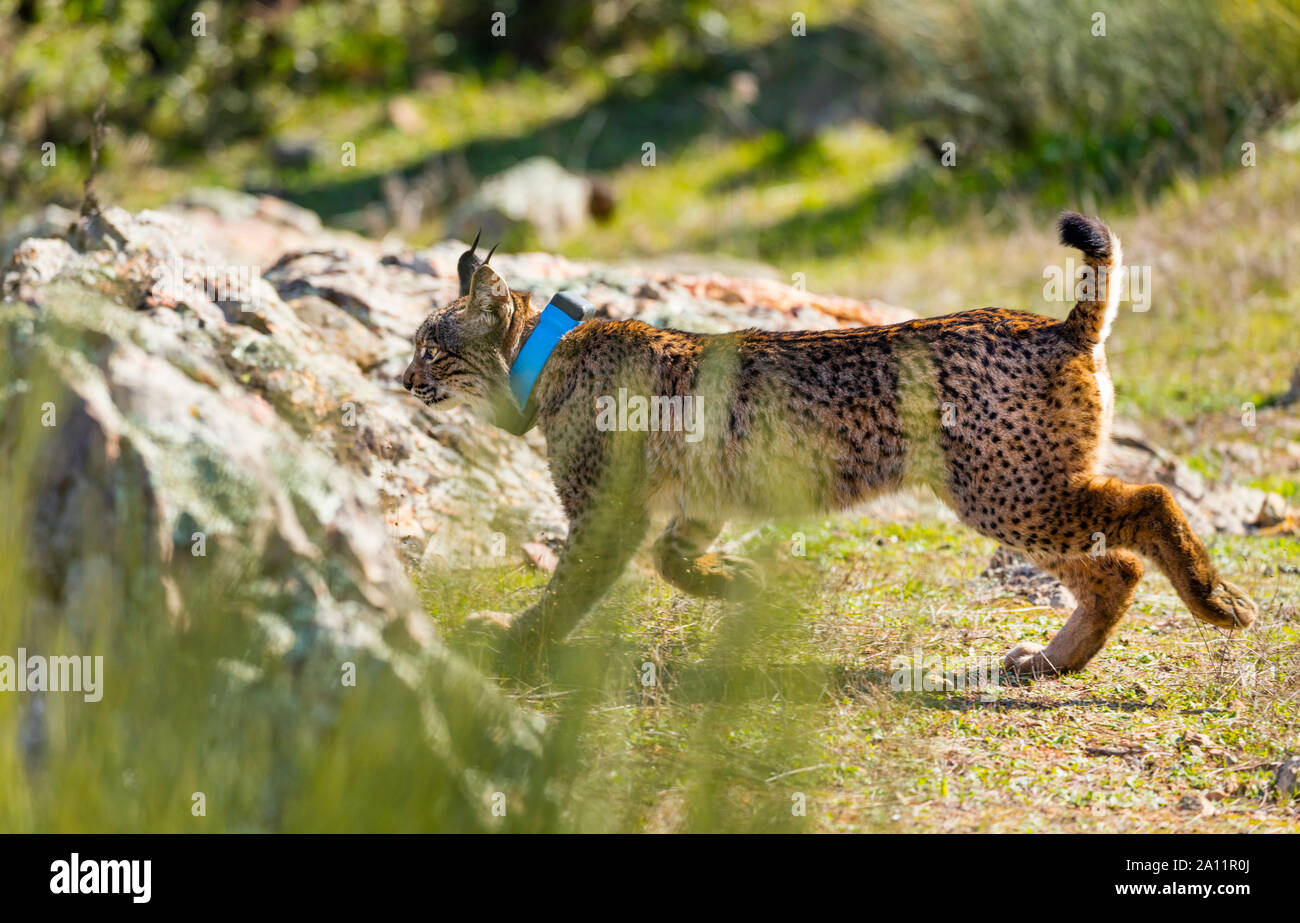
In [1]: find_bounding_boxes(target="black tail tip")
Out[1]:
[1058,211,1112,260]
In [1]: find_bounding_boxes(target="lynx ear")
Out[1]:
[457,229,483,296]
[465,264,512,334]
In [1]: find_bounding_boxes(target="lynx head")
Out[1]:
[402,233,528,421]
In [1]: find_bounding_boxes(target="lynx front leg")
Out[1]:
[1004,550,1144,678]
[502,501,650,657]
[652,516,765,600]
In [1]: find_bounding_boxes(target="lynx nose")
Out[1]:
[401,367,414,391]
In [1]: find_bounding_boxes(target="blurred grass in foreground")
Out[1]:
[424,515,1300,833]
[0,302,549,833]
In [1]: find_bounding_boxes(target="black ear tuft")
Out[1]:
[484,242,498,265]
[457,229,484,297]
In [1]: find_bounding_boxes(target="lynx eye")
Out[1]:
[423,347,437,361]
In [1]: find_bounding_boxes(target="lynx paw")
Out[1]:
[465,609,516,634]
[692,553,766,600]
[466,609,550,674]
[1192,580,1258,629]
[1003,641,1062,680]
[466,609,548,649]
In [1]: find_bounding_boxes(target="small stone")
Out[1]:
[465,610,514,633]
[447,157,601,245]
[1274,756,1300,798]
[922,670,956,692]
[1253,492,1290,528]
[521,542,559,573]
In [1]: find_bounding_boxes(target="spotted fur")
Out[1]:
[404,213,1257,676]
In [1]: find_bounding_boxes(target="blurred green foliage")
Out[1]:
[3,0,1298,219]
[0,0,735,166]
[863,0,1300,209]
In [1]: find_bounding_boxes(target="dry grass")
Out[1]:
[425,506,1299,833]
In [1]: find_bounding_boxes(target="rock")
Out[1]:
[1275,756,1300,799]
[1252,492,1290,528]
[1275,363,1300,406]
[3,200,546,829]
[922,670,956,692]
[978,546,1075,610]
[284,293,387,370]
[0,203,75,265]
[1177,792,1214,815]
[387,97,426,135]
[1220,442,1261,466]
[447,156,612,246]
[653,272,912,328]
[1212,750,1239,767]
[465,610,515,633]
[1180,731,1213,749]
[728,70,761,106]
[521,542,559,573]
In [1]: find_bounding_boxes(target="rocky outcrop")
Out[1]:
[0,190,915,827]
[2,201,558,829]
[1105,422,1284,538]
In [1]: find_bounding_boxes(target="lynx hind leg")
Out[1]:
[1004,550,1144,678]
[1088,481,1257,631]
[652,516,764,600]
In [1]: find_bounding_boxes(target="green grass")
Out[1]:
[420,514,1300,833]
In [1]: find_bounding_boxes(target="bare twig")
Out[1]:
[80,99,107,219]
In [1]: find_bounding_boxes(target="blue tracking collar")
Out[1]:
[508,291,591,407]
